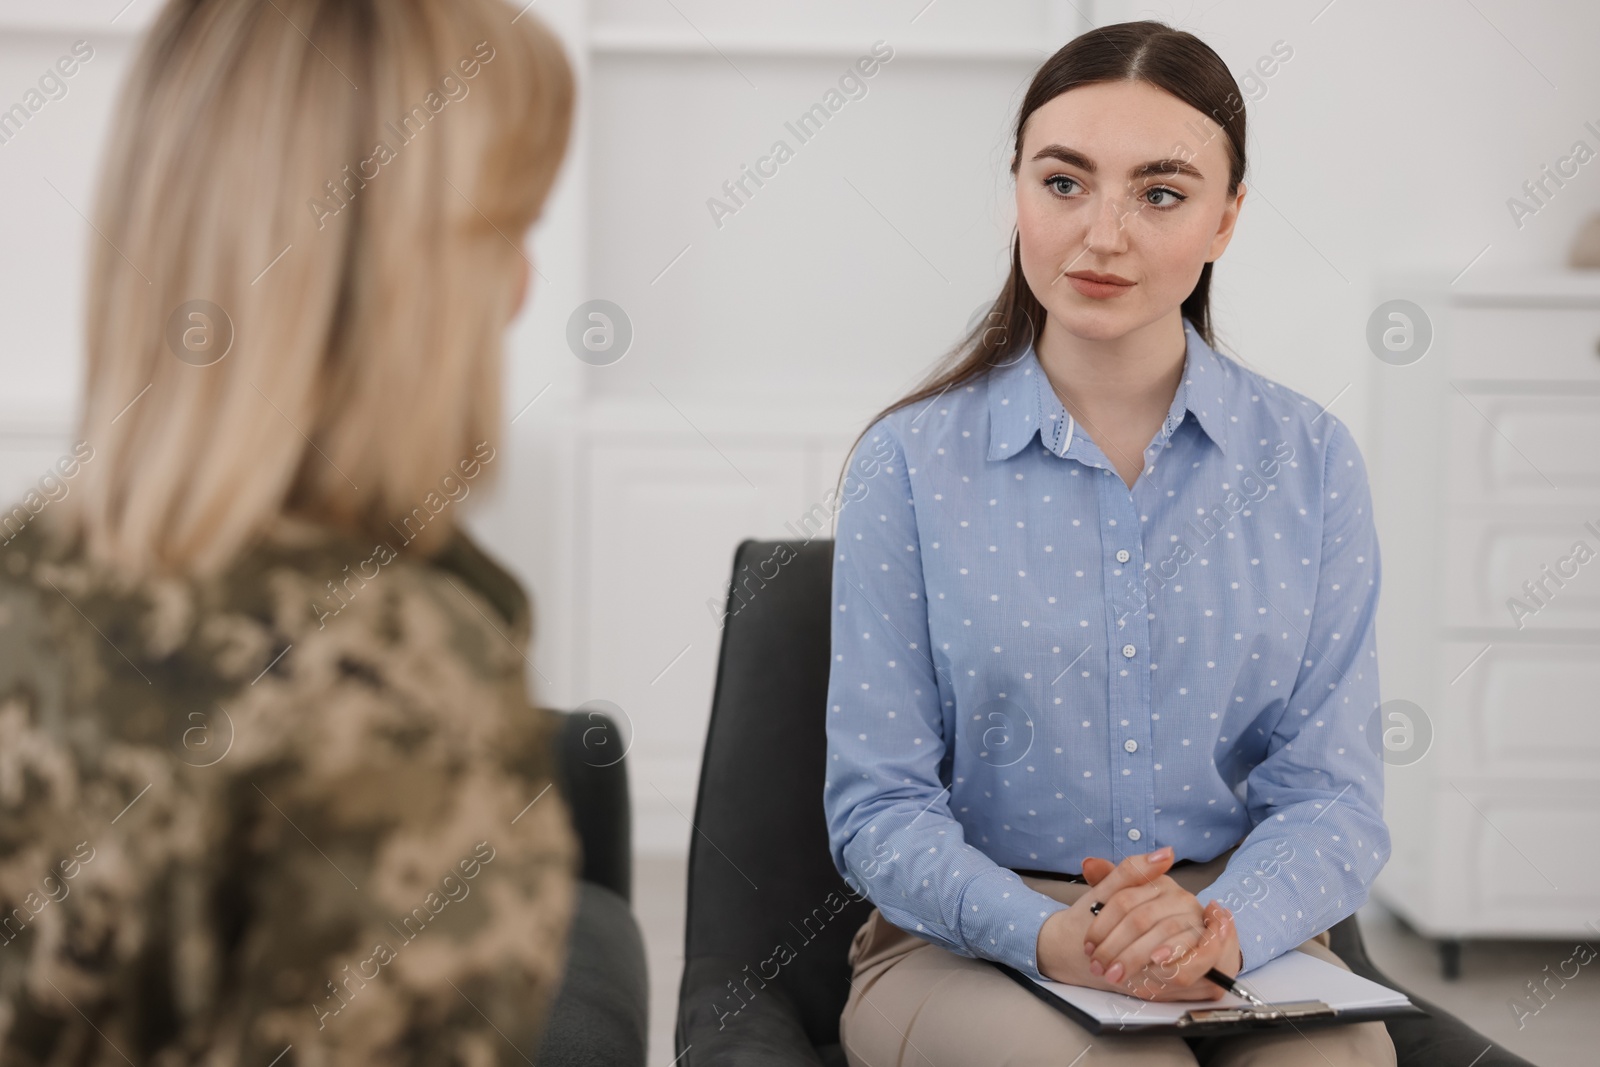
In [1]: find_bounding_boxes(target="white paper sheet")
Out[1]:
[1028,948,1414,1029]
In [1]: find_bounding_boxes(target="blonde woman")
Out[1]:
[0,0,577,1061]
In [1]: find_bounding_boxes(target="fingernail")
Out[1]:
[1084,941,1095,955]
[1106,962,1124,982]
[1089,959,1105,976]
[1151,845,1173,861]
[1151,946,1170,963]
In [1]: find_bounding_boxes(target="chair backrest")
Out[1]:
[546,706,632,902]
[675,541,1538,1067]
[681,538,870,1050]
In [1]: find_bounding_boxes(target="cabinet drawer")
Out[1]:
[1436,641,1600,777]
[1441,512,1600,628]
[1446,306,1600,381]
[1446,393,1600,502]
[1464,790,1600,918]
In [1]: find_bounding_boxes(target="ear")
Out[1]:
[1207,180,1247,263]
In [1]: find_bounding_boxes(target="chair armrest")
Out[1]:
[1386,989,1540,1067]
[537,882,649,1067]
[545,706,632,902]
[676,956,827,1067]
[1328,915,1539,1067]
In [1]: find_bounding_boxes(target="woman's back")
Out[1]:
[0,515,575,1062]
[0,0,580,1053]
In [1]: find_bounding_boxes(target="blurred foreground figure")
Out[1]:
[0,1,579,1062]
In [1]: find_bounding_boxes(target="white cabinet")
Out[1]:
[1367,270,1600,975]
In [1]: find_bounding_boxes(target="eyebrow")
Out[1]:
[1029,144,1205,182]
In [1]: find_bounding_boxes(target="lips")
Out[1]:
[1065,270,1134,286]
[1065,270,1135,299]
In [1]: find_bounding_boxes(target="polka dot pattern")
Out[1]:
[823,317,1391,980]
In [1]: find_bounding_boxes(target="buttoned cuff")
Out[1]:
[954,866,1071,981]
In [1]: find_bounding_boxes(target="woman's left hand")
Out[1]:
[1080,848,1242,995]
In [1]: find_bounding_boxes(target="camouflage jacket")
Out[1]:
[0,514,577,1066]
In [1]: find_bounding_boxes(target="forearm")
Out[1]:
[836,815,1068,979]
[1194,806,1387,971]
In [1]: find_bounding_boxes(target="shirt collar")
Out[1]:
[985,316,1231,462]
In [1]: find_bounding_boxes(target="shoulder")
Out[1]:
[1214,351,1369,498]
[232,515,528,634]
[850,368,998,470]
[429,526,533,640]
[225,518,537,713]
[0,515,540,746]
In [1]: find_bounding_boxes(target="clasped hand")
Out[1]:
[1035,846,1241,1001]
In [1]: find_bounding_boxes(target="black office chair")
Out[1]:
[536,705,648,1067]
[675,538,1539,1067]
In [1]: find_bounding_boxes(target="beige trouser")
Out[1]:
[839,847,1397,1067]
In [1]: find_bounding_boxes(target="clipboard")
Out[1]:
[993,958,1429,1037]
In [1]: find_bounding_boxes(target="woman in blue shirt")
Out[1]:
[824,20,1394,1066]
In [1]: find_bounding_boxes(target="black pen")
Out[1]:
[1204,967,1273,1011]
[1089,899,1273,1010]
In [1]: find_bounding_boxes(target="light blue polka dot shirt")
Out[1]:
[823,316,1389,981]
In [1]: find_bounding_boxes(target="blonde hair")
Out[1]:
[59,0,574,577]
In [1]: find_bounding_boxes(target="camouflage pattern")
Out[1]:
[0,513,576,1065]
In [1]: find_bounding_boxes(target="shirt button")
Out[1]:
[1116,549,1131,563]
[1127,828,1142,841]
[1123,739,1138,753]
[1121,644,1136,658]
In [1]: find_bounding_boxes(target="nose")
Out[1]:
[1082,184,1131,257]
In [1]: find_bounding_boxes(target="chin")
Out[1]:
[1049,302,1143,342]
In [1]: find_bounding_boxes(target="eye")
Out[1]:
[1145,186,1187,208]
[1045,175,1081,198]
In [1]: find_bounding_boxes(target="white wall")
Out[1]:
[1,0,1596,858]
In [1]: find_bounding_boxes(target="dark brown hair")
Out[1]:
[839,20,1247,480]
